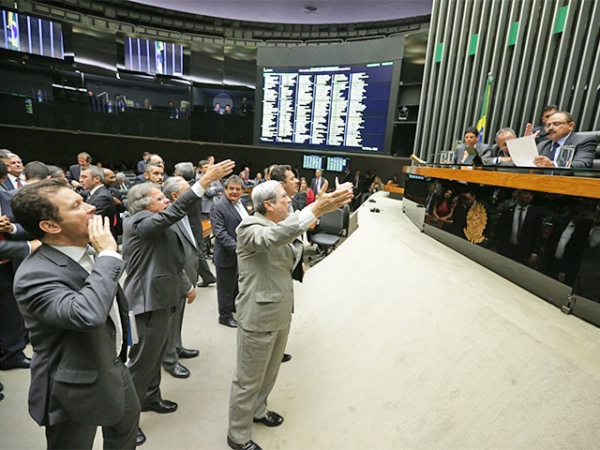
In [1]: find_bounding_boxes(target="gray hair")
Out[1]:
[115,172,126,182]
[81,165,104,182]
[495,127,516,140]
[252,180,280,215]
[127,182,160,215]
[0,149,14,160]
[224,174,244,188]
[163,176,187,201]
[46,165,65,178]
[174,162,195,181]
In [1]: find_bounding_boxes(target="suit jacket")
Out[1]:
[122,187,201,314]
[483,144,516,166]
[310,176,328,194]
[537,132,597,168]
[87,185,118,237]
[210,196,246,268]
[235,211,304,332]
[171,217,199,298]
[198,174,224,214]
[495,204,545,263]
[454,142,492,165]
[0,190,28,239]
[1,177,15,192]
[67,164,82,183]
[13,245,130,427]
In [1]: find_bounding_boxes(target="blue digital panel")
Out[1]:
[259,62,393,153]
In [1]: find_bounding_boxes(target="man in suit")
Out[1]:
[310,169,328,195]
[196,159,221,286]
[227,180,353,450]
[115,172,132,191]
[0,159,33,372]
[123,158,233,445]
[483,128,517,166]
[137,152,150,175]
[270,165,302,211]
[533,111,597,169]
[0,150,26,191]
[454,126,492,165]
[525,104,558,144]
[67,152,92,185]
[161,177,202,379]
[103,168,126,238]
[11,178,140,449]
[210,175,247,328]
[133,154,168,185]
[80,166,118,240]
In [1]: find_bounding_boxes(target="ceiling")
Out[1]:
[127,0,433,25]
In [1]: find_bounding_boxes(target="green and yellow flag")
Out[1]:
[476,74,494,143]
[7,11,19,51]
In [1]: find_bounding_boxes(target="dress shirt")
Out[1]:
[555,221,576,259]
[7,173,26,189]
[549,133,571,166]
[510,205,530,245]
[87,184,102,199]
[232,200,249,219]
[50,244,123,356]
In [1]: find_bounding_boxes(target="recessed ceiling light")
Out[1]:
[304,5,318,14]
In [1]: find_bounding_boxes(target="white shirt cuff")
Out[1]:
[8,223,17,235]
[298,207,317,230]
[97,250,123,260]
[191,182,206,198]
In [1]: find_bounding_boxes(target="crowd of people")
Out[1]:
[0,148,354,450]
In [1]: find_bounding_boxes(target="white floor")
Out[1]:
[3,191,600,449]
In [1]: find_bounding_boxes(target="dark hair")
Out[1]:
[269,164,292,183]
[224,175,244,188]
[46,165,65,178]
[554,110,574,123]
[464,126,478,136]
[541,104,559,114]
[24,161,50,181]
[0,160,7,179]
[11,178,69,239]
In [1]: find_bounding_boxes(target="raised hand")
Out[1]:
[88,215,117,253]
[310,181,353,218]
[198,159,235,188]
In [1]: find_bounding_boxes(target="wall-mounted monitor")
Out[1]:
[119,35,186,76]
[0,8,65,59]
[326,156,350,173]
[258,61,395,154]
[302,154,324,170]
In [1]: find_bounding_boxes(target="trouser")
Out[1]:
[0,265,27,368]
[162,297,186,370]
[228,324,290,444]
[215,266,238,321]
[127,307,175,407]
[45,361,140,450]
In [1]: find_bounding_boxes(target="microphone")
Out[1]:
[538,129,551,138]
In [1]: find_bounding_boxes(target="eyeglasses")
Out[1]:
[546,121,570,128]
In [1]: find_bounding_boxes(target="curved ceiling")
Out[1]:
[127,0,432,25]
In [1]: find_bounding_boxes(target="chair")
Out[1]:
[308,208,344,265]
[341,204,351,237]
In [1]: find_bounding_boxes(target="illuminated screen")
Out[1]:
[302,154,324,170]
[123,36,183,76]
[326,156,350,173]
[0,9,64,59]
[259,61,394,153]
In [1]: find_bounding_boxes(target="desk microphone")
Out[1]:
[537,130,551,138]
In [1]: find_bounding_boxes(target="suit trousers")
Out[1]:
[128,307,175,407]
[228,324,290,444]
[215,266,238,320]
[162,297,186,370]
[0,264,27,367]
[45,361,140,449]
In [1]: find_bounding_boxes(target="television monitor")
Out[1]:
[302,154,324,170]
[258,61,395,154]
[0,8,65,59]
[120,36,185,76]
[326,156,350,173]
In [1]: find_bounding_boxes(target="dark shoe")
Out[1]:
[178,348,199,359]
[282,353,292,363]
[0,357,30,370]
[253,410,284,427]
[0,381,3,392]
[0,392,4,402]
[164,363,190,379]
[227,436,262,450]
[141,399,178,414]
[219,318,238,328]
[197,279,216,287]
[136,428,146,446]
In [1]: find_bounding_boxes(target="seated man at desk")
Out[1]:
[454,126,492,164]
[533,111,596,169]
[484,128,517,166]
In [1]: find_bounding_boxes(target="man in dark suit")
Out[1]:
[210,175,247,328]
[161,177,203,379]
[310,169,328,195]
[0,150,26,191]
[67,152,92,184]
[454,126,492,164]
[227,180,353,450]
[483,128,517,166]
[115,172,132,191]
[533,111,597,169]
[80,166,118,240]
[133,154,169,185]
[494,190,545,266]
[123,159,233,445]
[270,165,302,211]
[11,178,140,449]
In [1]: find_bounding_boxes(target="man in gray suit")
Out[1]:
[161,177,202,379]
[227,180,353,450]
[533,111,597,169]
[197,159,223,285]
[123,158,233,445]
[11,178,140,449]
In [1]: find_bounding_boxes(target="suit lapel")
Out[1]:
[175,220,196,248]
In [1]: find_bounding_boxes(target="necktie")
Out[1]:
[517,207,525,242]
[15,178,23,189]
[548,142,560,161]
[79,248,123,356]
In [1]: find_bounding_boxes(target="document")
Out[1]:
[506,135,538,167]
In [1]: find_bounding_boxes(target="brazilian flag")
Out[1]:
[7,11,19,51]
[155,41,165,74]
[476,74,494,143]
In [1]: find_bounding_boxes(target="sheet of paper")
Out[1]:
[506,135,539,167]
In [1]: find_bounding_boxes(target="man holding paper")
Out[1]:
[533,111,596,169]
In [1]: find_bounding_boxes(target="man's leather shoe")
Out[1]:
[141,399,178,414]
[164,363,190,379]
[178,348,199,359]
[282,353,292,363]
[0,392,4,402]
[197,280,216,287]
[253,410,284,427]
[219,318,238,328]
[0,381,4,392]
[0,357,30,370]
[227,436,262,450]
[136,428,146,446]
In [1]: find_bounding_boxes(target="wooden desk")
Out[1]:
[201,218,212,239]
